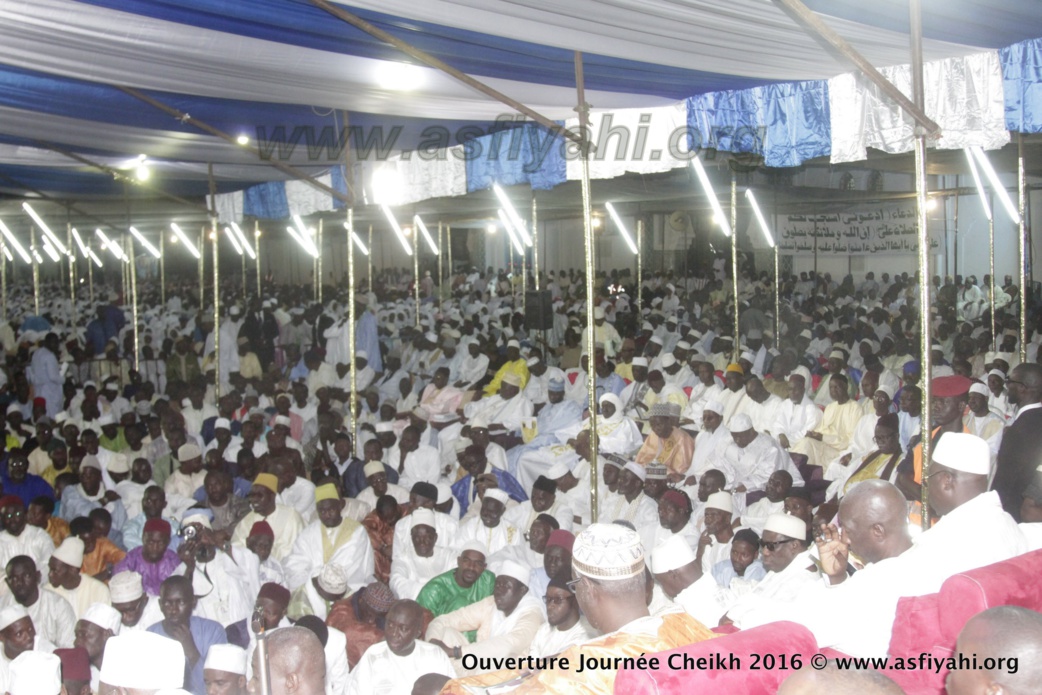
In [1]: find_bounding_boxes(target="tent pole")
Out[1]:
[160,232,166,305]
[127,235,139,371]
[209,162,221,398]
[532,194,539,291]
[731,173,740,360]
[446,225,452,297]
[909,0,933,531]
[575,50,598,523]
[30,227,39,315]
[637,218,643,312]
[989,194,996,349]
[414,224,421,329]
[348,208,357,446]
[255,221,262,297]
[1020,133,1029,362]
[67,223,75,308]
[318,218,324,303]
[438,221,444,307]
[368,225,373,293]
[199,228,205,307]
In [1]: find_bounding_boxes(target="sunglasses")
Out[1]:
[761,539,795,552]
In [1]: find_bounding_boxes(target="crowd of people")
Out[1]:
[0,261,1040,694]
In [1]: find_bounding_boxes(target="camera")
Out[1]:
[179,525,198,541]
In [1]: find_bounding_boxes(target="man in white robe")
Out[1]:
[425,561,545,676]
[389,509,456,601]
[0,497,54,571]
[346,599,455,695]
[283,483,375,594]
[231,473,305,562]
[385,426,442,491]
[0,556,75,648]
[769,369,822,450]
[723,415,804,494]
[44,538,110,620]
[455,489,523,556]
[463,374,533,434]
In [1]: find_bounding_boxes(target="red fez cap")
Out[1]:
[932,374,972,398]
[32,397,46,407]
[546,529,575,552]
[143,518,172,536]
[54,647,92,682]
[249,520,275,539]
[257,582,291,608]
[0,495,24,509]
[661,489,691,510]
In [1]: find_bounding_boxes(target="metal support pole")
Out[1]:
[521,238,527,313]
[1,247,7,322]
[989,194,996,347]
[30,227,40,315]
[160,232,166,305]
[87,243,94,304]
[212,221,220,398]
[241,241,247,298]
[953,191,959,279]
[446,225,452,296]
[254,221,262,297]
[413,226,421,329]
[198,228,205,305]
[532,194,540,290]
[348,209,358,444]
[731,174,740,358]
[67,224,75,308]
[575,51,598,522]
[1020,133,1029,362]
[368,225,374,293]
[317,218,324,303]
[127,236,139,370]
[910,0,933,530]
[637,218,644,311]
[774,246,781,342]
[437,221,444,307]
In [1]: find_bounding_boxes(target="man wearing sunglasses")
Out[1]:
[993,363,1042,520]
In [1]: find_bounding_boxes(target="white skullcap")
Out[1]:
[676,341,692,350]
[728,413,754,433]
[933,432,990,476]
[80,455,102,471]
[987,368,1006,379]
[631,356,649,367]
[705,491,734,514]
[649,336,664,346]
[650,534,696,574]
[363,461,384,478]
[374,422,394,433]
[828,350,846,361]
[357,350,369,360]
[546,462,570,480]
[764,513,807,541]
[483,488,510,505]
[204,644,248,676]
[52,537,85,568]
[876,383,897,400]
[593,307,606,319]
[459,540,487,557]
[106,453,130,474]
[572,523,645,580]
[469,414,489,429]
[318,563,349,595]
[622,461,647,482]
[502,373,522,387]
[703,400,724,416]
[660,354,677,368]
[100,632,186,689]
[9,651,62,695]
[83,602,122,634]
[109,571,144,603]
[273,415,291,427]
[790,366,812,385]
[0,605,28,631]
[506,339,520,349]
[740,351,755,363]
[747,328,762,339]
[436,483,453,505]
[969,382,990,397]
[181,513,212,530]
[526,356,541,367]
[214,418,231,430]
[410,508,436,529]
[496,560,531,587]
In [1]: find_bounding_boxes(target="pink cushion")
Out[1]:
[613,622,817,695]
[937,549,1042,641]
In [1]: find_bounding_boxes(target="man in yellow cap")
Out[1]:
[230,472,304,562]
[283,483,374,596]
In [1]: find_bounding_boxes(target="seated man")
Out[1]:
[26,496,69,548]
[452,445,527,517]
[288,563,348,622]
[58,455,127,534]
[282,482,374,594]
[108,570,163,633]
[70,516,125,582]
[147,575,227,695]
[0,495,55,572]
[503,476,575,534]
[634,402,694,478]
[325,581,395,670]
[231,473,304,562]
[73,603,122,692]
[46,538,110,620]
[947,607,1042,695]
[456,489,523,557]
[356,460,409,509]
[527,577,590,657]
[112,519,179,597]
[346,599,455,695]
[601,463,659,551]
[202,644,249,695]
[723,414,804,496]
[426,560,544,675]
[489,514,558,575]
[389,508,456,601]
[1,555,75,648]
[416,542,496,627]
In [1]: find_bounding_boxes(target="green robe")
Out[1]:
[416,569,495,642]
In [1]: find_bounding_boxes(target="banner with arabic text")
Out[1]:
[777,203,942,256]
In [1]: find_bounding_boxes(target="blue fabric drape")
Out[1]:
[1001,37,1042,133]
[686,80,830,168]
[465,123,567,193]
[243,181,289,219]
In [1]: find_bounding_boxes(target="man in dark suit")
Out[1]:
[992,363,1042,520]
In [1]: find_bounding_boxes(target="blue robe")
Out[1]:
[148,616,227,695]
[452,468,527,516]
[356,311,382,373]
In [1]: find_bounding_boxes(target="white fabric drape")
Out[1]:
[564,103,690,180]
[829,50,1010,163]
[286,175,336,216]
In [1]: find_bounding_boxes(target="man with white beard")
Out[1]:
[389,509,456,600]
